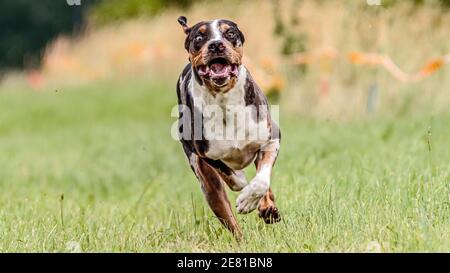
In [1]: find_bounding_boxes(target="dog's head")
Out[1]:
[178,16,245,92]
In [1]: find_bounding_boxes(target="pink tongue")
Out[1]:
[210,63,226,73]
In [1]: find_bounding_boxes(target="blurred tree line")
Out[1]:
[0,0,196,71]
[383,0,450,6]
[0,0,92,70]
[90,0,196,25]
[274,0,450,59]
[0,0,447,71]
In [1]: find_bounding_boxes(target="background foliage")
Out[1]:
[0,0,91,70]
[1,0,449,70]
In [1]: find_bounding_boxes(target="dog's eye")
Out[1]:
[195,35,203,42]
[226,31,236,39]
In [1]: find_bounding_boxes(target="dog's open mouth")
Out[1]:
[197,57,239,85]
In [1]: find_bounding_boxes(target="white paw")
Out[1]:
[236,177,269,214]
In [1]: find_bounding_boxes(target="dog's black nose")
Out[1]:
[208,41,225,53]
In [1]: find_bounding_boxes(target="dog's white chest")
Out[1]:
[191,70,270,169]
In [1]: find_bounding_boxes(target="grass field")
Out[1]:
[0,79,449,252]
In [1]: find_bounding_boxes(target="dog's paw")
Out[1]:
[258,205,281,224]
[236,178,269,214]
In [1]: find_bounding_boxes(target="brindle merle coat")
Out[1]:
[176,16,281,239]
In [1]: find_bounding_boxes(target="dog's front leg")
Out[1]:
[236,139,280,214]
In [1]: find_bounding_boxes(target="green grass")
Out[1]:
[0,79,449,252]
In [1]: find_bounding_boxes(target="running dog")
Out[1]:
[176,16,281,239]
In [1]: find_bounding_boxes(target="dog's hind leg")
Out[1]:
[254,139,281,224]
[189,154,242,239]
[219,169,248,192]
[255,139,281,224]
[258,188,280,224]
[202,158,248,192]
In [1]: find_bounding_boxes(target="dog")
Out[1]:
[175,16,281,239]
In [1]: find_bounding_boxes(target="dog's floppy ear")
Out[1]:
[177,16,190,35]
